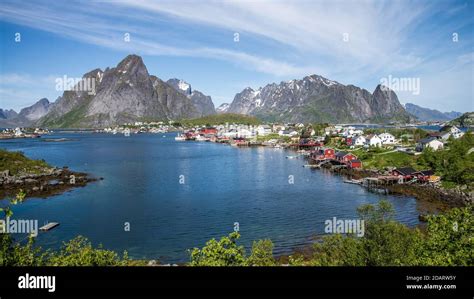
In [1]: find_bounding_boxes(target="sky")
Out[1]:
[0,0,473,113]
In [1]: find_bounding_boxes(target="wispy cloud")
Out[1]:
[0,0,472,111]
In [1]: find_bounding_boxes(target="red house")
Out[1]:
[413,170,435,182]
[345,137,353,145]
[391,167,417,179]
[200,128,217,135]
[348,159,362,169]
[335,151,358,163]
[312,147,335,160]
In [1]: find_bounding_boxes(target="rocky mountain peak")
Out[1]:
[166,78,192,96]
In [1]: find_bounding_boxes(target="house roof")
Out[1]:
[414,170,435,176]
[393,167,417,176]
[335,151,349,157]
[418,137,438,144]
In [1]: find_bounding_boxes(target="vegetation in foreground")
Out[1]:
[1,195,472,266]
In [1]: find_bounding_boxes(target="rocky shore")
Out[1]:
[0,167,98,200]
[326,166,473,210]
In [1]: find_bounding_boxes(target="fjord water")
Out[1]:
[1,133,420,263]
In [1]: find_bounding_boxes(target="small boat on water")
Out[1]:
[303,164,319,168]
[174,134,186,141]
[286,155,299,159]
[343,179,363,185]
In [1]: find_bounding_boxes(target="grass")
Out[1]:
[350,148,420,170]
[0,149,52,176]
[180,113,261,126]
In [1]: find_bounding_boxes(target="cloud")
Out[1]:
[0,0,472,111]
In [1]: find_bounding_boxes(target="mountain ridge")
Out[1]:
[228,74,411,123]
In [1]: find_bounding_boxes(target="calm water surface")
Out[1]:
[1,132,421,262]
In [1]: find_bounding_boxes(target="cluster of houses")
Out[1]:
[102,122,170,135]
[178,123,304,141]
[326,124,466,152]
[310,147,362,169]
[415,125,465,152]
[325,125,397,148]
[0,127,49,139]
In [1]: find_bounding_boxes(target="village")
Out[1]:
[175,122,470,198]
[0,127,50,139]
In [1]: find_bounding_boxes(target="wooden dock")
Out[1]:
[39,222,60,231]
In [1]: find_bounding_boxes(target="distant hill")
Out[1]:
[0,98,51,128]
[180,113,261,126]
[449,112,474,128]
[404,103,461,122]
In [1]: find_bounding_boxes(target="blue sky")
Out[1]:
[0,0,473,113]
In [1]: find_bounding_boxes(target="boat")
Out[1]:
[174,134,186,141]
[343,179,363,185]
[286,155,299,159]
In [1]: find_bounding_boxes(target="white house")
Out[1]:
[256,125,272,136]
[378,133,396,144]
[14,127,23,137]
[366,134,382,147]
[353,136,366,146]
[441,125,465,139]
[416,137,444,152]
[237,129,253,138]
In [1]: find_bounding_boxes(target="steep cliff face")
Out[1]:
[228,75,411,123]
[216,103,230,114]
[37,55,202,128]
[167,78,215,117]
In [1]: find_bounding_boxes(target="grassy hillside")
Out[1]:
[0,149,52,176]
[180,113,261,126]
[449,112,474,128]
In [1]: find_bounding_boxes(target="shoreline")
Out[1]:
[0,167,98,200]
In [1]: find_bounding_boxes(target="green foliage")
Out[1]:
[310,234,364,266]
[418,134,474,187]
[189,232,245,266]
[0,149,51,176]
[47,236,130,266]
[245,239,276,266]
[182,113,261,126]
[0,234,47,266]
[419,206,474,266]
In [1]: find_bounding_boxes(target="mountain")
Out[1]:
[449,112,474,128]
[166,78,215,116]
[0,99,51,127]
[216,103,230,114]
[37,55,205,128]
[18,98,52,121]
[228,75,411,123]
[404,103,462,122]
[0,109,18,120]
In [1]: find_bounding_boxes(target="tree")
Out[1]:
[419,206,473,266]
[189,232,245,266]
[246,239,276,266]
